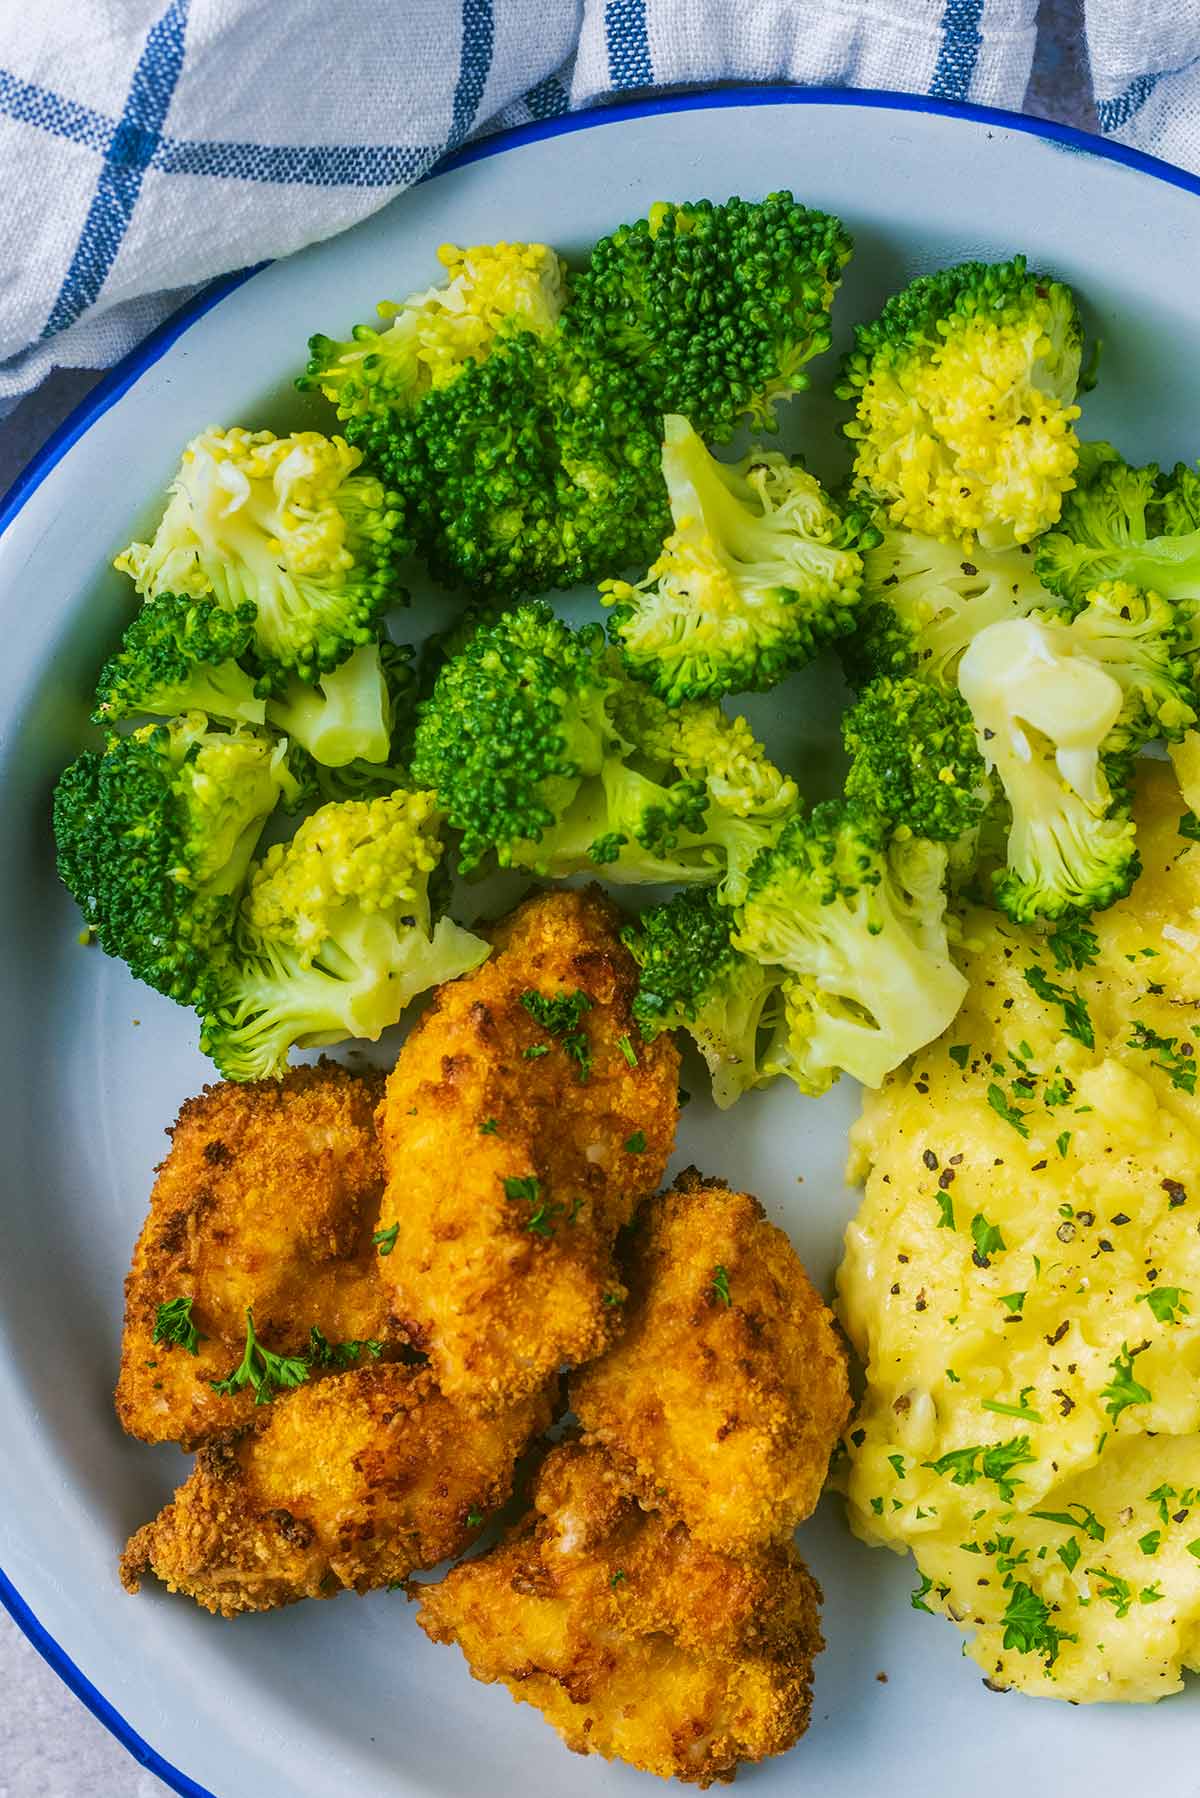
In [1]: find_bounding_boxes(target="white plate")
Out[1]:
[3,89,1200,1798]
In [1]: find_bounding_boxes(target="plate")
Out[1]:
[3,88,1200,1798]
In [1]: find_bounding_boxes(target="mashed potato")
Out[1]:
[837,759,1200,1701]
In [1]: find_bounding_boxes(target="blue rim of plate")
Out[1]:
[2,81,1198,1798]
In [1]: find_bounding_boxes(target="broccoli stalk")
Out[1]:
[114,427,408,683]
[735,801,967,1091]
[622,888,786,1109]
[199,790,490,1081]
[601,415,868,704]
[837,256,1084,550]
[52,715,297,1006]
[265,640,409,769]
[92,592,265,727]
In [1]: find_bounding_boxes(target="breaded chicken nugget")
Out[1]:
[417,1441,822,1787]
[120,1364,551,1616]
[571,1170,851,1553]
[116,1062,399,1450]
[374,888,679,1413]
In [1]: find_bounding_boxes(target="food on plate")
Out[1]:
[837,760,1200,1700]
[120,1363,552,1616]
[599,414,871,706]
[571,1170,851,1552]
[115,1062,398,1449]
[409,601,797,890]
[373,886,679,1413]
[1036,439,1200,607]
[302,195,852,599]
[417,1440,823,1786]
[837,255,1084,549]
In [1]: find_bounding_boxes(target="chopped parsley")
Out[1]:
[373,1223,399,1257]
[910,1574,935,1613]
[970,1212,1006,1267]
[887,1453,907,1480]
[624,1130,647,1154]
[1055,1130,1072,1158]
[1138,1530,1161,1557]
[503,1175,541,1205]
[1179,810,1200,843]
[924,1436,1036,1504]
[711,1264,731,1307]
[479,1117,499,1135]
[602,1290,624,1307]
[617,1034,638,1068]
[526,1199,565,1238]
[1141,1583,1164,1604]
[1058,1537,1082,1573]
[520,988,592,1037]
[1047,920,1100,972]
[466,1508,483,1528]
[999,1291,1026,1315]
[1023,966,1094,1049]
[1100,1343,1152,1423]
[1090,1568,1133,1618]
[522,1043,551,1060]
[1137,1285,1190,1324]
[610,1569,627,1588]
[152,1295,201,1356]
[1000,1581,1073,1665]
[987,1083,1029,1138]
[935,1191,956,1230]
[306,1327,382,1368]
[1188,1540,1200,1561]
[983,1390,1042,1423]
[1031,1504,1105,1542]
[1126,1021,1198,1095]
[948,1043,971,1069]
[211,1309,309,1406]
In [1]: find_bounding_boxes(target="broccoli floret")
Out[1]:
[1064,580,1196,748]
[52,715,296,1006]
[114,428,408,682]
[566,193,853,438]
[1037,446,1200,607]
[600,415,867,704]
[622,888,786,1109]
[265,638,416,769]
[92,591,265,727]
[735,801,967,1090]
[844,524,1058,688]
[837,257,1084,549]
[409,603,797,887]
[958,616,1140,921]
[300,241,566,421]
[842,675,991,842]
[199,790,490,1081]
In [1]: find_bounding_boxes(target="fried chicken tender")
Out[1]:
[417,1441,822,1787]
[374,887,679,1413]
[117,1062,399,1450]
[571,1170,851,1553]
[120,1364,551,1616]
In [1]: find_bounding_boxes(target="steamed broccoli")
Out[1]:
[52,715,296,1007]
[600,415,867,704]
[92,591,265,727]
[265,638,415,769]
[958,616,1139,921]
[621,888,786,1109]
[409,603,797,887]
[565,192,853,439]
[1037,445,1200,607]
[842,675,991,843]
[199,790,490,1082]
[1064,579,1197,748]
[735,801,967,1091]
[838,257,1084,550]
[844,525,1058,689]
[114,428,408,683]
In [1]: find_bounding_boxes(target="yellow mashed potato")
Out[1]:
[837,758,1200,1701]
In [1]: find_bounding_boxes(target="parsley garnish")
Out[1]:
[503,1175,541,1204]
[610,1568,627,1588]
[152,1296,201,1356]
[1055,1130,1071,1158]
[520,988,594,1082]
[999,1291,1025,1315]
[935,1191,956,1230]
[970,1212,1006,1266]
[624,1130,647,1154]
[983,1391,1042,1423]
[466,1508,483,1528]
[1138,1530,1161,1556]
[1032,1504,1105,1542]
[522,1044,551,1060]
[1100,1343,1152,1423]
[526,1200,565,1237]
[617,1034,637,1067]
[479,1118,499,1135]
[987,1083,1029,1137]
[1126,1021,1198,1095]
[1090,1568,1134,1618]
[711,1264,731,1306]
[211,1309,310,1406]
[1179,811,1200,843]
[1001,1582,1073,1665]
[910,1574,935,1613]
[373,1222,399,1257]
[948,1043,971,1069]
[306,1327,382,1369]
[1058,1537,1081,1573]
[1023,966,1094,1049]
[888,1453,907,1480]
[924,1436,1035,1503]
[1137,1285,1190,1324]
[1047,920,1100,972]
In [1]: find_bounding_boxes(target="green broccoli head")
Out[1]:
[1065,580,1197,749]
[566,192,853,438]
[958,615,1140,922]
[265,638,416,770]
[199,789,490,1081]
[299,241,567,422]
[114,428,409,683]
[1037,445,1200,608]
[844,524,1058,689]
[92,591,265,728]
[52,715,296,1007]
[601,415,867,704]
[622,888,786,1109]
[735,800,967,1089]
[842,675,991,843]
[837,256,1083,550]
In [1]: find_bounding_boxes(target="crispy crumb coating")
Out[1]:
[571,1170,851,1553]
[374,887,680,1413]
[417,1441,822,1787]
[116,1061,400,1450]
[120,1364,551,1616]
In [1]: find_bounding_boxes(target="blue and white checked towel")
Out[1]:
[0,0,1195,411]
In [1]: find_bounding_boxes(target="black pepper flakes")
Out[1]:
[1163,1179,1187,1207]
[1110,1213,1131,1226]
[938,1168,955,1190]
[923,1149,939,1171]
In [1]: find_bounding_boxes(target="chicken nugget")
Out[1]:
[571,1169,851,1552]
[374,887,679,1413]
[120,1363,551,1616]
[417,1441,822,1787]
[116,1061,399,1449]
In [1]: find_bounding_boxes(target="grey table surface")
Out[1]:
[0,7,1098,1795]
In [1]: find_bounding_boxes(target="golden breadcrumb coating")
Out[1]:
[120,1364,551,1616]
[571,1170,851,1553]
[417,1441,822,1787]
[374,887,679,1413]
[116,1061,399,1450]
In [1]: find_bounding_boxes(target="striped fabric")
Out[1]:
[0,0,1188,410]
